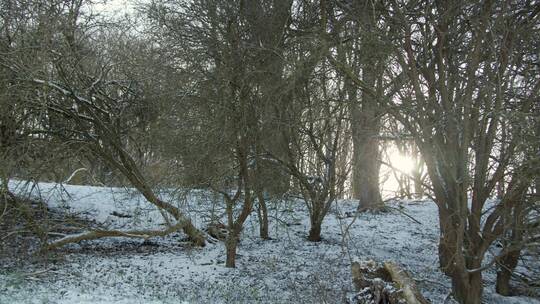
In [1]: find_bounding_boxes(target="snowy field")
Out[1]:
[1,182,538,304]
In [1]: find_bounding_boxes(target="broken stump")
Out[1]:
[348,260,429,304]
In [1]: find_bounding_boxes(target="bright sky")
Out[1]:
[92,0,136,16]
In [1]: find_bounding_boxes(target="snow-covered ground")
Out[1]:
[1,181,538,304]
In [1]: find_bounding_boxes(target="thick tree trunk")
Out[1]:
[438,228,457,275]
[349,80,383,210]
[496,250,520,296]
[0,178,9,207]
[451,271,483,304]
[0,187,13,215]
[436,203,466,275]
[142,191,205,247]
[307,216,322,242]
[223,142,254,268]
[437,207,483,304]
[528,115,539,301]
[349,2,383,211]
[351,124,383,210]
[182,219,206,247]
[495,200,526,296]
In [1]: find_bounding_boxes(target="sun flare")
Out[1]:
[389,152,415,174]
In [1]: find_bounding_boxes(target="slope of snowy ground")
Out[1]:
[1,181,538,304]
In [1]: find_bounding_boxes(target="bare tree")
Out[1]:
[330,0,539,302]
[277,73,348,241]
[0,0,81,243]
[340,1,387,210]
[261,0,349,242]
[380,2,540,303]
[144,0,290,266]
[1,0,206,247]
[239,0,294,240]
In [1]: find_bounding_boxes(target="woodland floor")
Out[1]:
[0,181,539,304]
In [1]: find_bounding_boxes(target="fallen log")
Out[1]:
[349,260,429,304]
[47,221,186,250]
[205,222,227,241]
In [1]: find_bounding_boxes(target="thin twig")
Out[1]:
[22,267,54,277]
[386,206,423,225]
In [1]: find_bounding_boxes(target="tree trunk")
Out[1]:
[438,229,456,275]
[349,75,383,209]
[256,191,269,240]
[436,204,465,275]
[0,176,9,207]
[140,186,205,247]
[528,119,539,295]
[308,216,322,242]
[223,142,253,268]
[451,270,483,304]
[496,250,520,296]
[495,198,526,296]
[438,207,483,304]
[225,232,239,268]
[352,125,383,210]
[182,219,206,247]
[349,2,383,211]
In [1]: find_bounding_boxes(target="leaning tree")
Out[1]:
[2,0,207,248]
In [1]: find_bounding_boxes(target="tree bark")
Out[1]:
[349,3,383,210]
[225,232,239,268]
[223,140,254,268]
[437,212,459,275]
[451,270,483,304]
[351,115,383,210]
[307,216,322,242]
[496,250,521,296]
[437,206,483,304]
[256,190,269,240]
